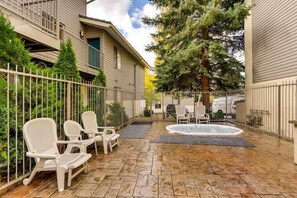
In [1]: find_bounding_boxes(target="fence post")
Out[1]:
[150,95,153,120]
[162,92,164,121]
[225,92,228,124]
[121,107,124,127]
[278,85,281,138]
[67,82,71,120]
[104,88,107,127]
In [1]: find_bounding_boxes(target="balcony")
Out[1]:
[0,0,60,51]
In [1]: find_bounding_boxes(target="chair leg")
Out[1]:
[109,141,113,152]
[55,159,66,192]
[56,166,66,192]
[23,165,38,185]
[94,142,98,156]
[84,162,88,173]
[103,140,108,154]
[67,169,72,187]
[23,159,46,185]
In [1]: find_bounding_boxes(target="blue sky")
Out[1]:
[129,0,148,28]
[87,0,158,66]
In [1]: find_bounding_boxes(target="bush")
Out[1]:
[143,108,153,117]
[107,102,128,127]
[212,109,224,120]
[53,39,81,81]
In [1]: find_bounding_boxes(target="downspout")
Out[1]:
[133,63,138,117]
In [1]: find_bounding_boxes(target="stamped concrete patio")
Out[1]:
[3,122,297,198]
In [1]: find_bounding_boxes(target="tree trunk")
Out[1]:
[201,28,210,110]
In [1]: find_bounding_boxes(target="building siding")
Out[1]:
[102,31,139,92]
[30,0,100,76]
[252,0,297,83]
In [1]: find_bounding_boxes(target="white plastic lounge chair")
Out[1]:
[81,111,120,154]
[23,118,92,192]
[195,104,210,124]
[64,120,98,156]
[175,105,190,124]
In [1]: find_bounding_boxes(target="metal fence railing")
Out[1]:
[245,81,297,140]
[0,65,143,191]
[147,87,297,140]
[147,91,244,122]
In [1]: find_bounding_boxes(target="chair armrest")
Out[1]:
[56,140,82,144]
[98,126,115,129]
[26,152,58,159]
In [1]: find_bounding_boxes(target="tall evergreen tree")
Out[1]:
[93,69,106,87]
[53,39,81,81]
[143,0,250,106]
[0,12,31,69]
[92,69,106,125]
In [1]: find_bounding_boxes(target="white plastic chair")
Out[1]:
[23,118,92,192]
[64,120,98,156]
[175,105,190,124]
[195,104,210,124]
[81,111,120,154]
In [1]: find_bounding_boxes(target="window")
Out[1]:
[59,23,65,40]
[113,46,121,69]
[87,38,100,69]
[155,101,161,109]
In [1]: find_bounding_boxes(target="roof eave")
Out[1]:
[79,16,151,69]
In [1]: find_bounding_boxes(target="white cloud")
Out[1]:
[87,1,159,67]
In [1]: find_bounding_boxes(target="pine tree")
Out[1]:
[143,0,250,107]
[53,39,81,81]
[0,12,31,69]
[92,69,106,125]
[93,69,106,87]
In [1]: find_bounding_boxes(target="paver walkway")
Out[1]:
[2,121,297,198]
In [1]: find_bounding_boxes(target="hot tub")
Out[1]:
[166,124,243,136]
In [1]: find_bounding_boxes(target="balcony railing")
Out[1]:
[63,31,104,71]
[0,0,58,36]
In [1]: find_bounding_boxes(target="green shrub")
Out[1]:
[93,69,106,87]
[143,108,153,117]
[53,39,81,81]
[107,102,128,127]
[212,109,224,120]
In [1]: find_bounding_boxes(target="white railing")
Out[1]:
[245,82,297,140]
[0,0,58,36]
[0,64,138,192]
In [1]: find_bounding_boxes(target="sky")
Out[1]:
[87,0,159,67]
